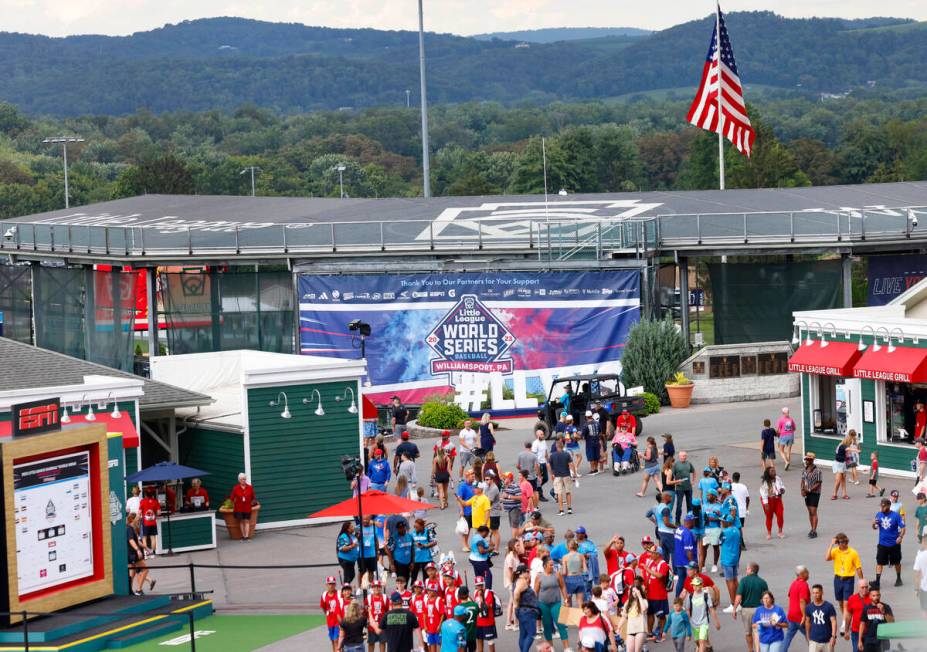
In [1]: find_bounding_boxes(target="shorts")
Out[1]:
[361,557,378,573]
[327,626,339,641]
[780,435,794,446]
[233,511,251,520]
[833,462,847,474]
[920,589,927,612]
[141,524,158,537]
[368,631,386,643]
[645,465,661,477]
[834,575,855,602]
[566,443,580,452]
[477,625,498,640]
[553,476,572,496]
[722,565,738,581]
[464,514,473,530]
[426,632,441,645]
[762,451,776,461]
[703,528,722,546]
[507,508,523,530]
[564,575,586,595]
[804,493,821,508]
[876,544,902,566]
[809,642,830,652]
[459,450,476,468]
[490,516,501,531]
[692,623,711,641]
[740,608,756,634]
[648,598,669,617]
[869,478,878,486]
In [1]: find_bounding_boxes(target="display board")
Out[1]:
[14,451,94,596]
[298,271,640,409]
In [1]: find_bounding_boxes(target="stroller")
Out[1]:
[611,441,640,476]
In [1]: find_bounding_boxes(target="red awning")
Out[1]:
[788,341,862,377]
[852,344,927,383]
[362,395,378,420]
[0,410,140,448]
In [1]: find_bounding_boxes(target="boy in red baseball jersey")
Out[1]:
[366,580,388,652]
[320,576,343,652]
[473,576,498,651]
[423,582,446,652]
[410,580,428,651]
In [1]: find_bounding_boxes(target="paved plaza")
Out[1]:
[143,397,925,651]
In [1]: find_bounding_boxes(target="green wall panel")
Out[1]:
[180,427,245,506]
[247,381,361,524]
[108,434,130,595]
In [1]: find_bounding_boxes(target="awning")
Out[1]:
[0,410,140,448]
[852,344,927,383]
[788,341,862,376]
[362,395,378,420]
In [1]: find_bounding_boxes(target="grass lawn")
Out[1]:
[121,615,325,651]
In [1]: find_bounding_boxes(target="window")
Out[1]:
[810,375,846,436]
[880,382,921,446]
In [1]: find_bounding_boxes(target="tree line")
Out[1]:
[1,93,927,218]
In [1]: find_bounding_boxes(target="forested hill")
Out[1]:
[0,13,923,116]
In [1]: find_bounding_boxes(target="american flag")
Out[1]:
[686,7,755,157]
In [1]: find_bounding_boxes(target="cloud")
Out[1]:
[0,0,924,37]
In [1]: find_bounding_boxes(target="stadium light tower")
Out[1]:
[417,0,431,197]
[43,136,84,209]
[240,166,260,197]
[334,164,347,199]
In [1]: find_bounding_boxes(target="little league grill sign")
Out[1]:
[426,295,515,374]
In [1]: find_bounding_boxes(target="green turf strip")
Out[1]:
[121,615,325,652]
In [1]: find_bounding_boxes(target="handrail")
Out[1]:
[2,205,926,259]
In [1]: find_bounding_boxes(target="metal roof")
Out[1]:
[0,337,213,411]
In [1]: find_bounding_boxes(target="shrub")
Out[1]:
[417,394,470,430]
[621,317,690,404]
[641,392,661,415]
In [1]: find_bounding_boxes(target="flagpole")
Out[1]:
[716,1,725,190]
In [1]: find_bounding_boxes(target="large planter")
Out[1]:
[665,383,695,409]
[217,504,260,540]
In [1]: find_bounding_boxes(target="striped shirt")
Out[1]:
[501,483,521,511]
[802,466,822,494]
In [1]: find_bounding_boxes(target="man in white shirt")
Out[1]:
[731,471,750,549]
[458,420,477,479]
[914,534,927,617]
[531,429,551,503]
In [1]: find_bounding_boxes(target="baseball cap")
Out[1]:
[474,576,486,586]
[804,452,816,460]
[454,605,467,617]
[372,579,383,587]
[703,466,713,473]
[691,577,703,587]
[390,591,402,603]
[442,569,455,577]
[485,469,497,477]
[623,553,637,565]
[531,510,542,519]
[325,576,337,584]
[917,493,926,500]
[641,535,654,546]
[413,580,424,589]
[890,489,900,497]
[576,526,587,534]
[427,581,439,591]
[684,512,696,521]
[687,560,699,569]
[401,431,410,440]
[706,489,718,498]
[566,415,574,420]
[477,482,488,491]
[441,430,450,439]
[425,562,436,569]
[585,410,593,416]
[503,471,514,479]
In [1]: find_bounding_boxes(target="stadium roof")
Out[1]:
[8,181,927,228]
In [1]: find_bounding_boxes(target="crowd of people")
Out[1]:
[322,403,927,652]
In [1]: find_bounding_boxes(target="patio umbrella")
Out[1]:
[126,461,210,483]
[126,461,210,554]
[308,490,436,518]
[877,620,927,640]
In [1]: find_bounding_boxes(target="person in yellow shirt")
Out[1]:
[825,532,864,632]
[458,482,492,530]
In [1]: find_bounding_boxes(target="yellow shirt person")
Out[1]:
[459,483,492,529]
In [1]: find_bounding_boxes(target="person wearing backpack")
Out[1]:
[686,577,721,652]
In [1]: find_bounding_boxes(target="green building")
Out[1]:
[792,279,927,477]
[150,350,367,529]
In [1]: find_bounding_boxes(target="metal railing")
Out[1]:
[2,206,926,260]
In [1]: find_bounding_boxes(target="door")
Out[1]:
[843,377,862,438]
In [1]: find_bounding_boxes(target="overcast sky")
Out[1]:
[2,0,925,37]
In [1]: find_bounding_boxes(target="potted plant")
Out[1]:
[665,372,695,409]
[217,498,261,540]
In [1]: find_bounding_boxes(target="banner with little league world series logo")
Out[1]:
[297,271,640,412]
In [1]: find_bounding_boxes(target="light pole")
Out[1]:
[405,89,411,108]
[334,164,347,199]
[240,166,260,196]
[417,0,431,197]
[43,136,84,209]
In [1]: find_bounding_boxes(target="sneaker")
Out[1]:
[534,632,542,640]
[148,579,157,591]
[568,508,574,514]
[710,564,718,573]
[880,488,886,497]
[133,590,145,596]
[589,470,599,476]
[553,631,560,639]
[539,496,550,502]
[894,577,903,587]
[722,605,734,614]
[558,510,565,516]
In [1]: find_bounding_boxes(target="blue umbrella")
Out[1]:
[125,461,209,483]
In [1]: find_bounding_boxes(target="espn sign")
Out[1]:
[12,398,61,437]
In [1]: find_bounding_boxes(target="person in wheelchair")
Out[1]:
[611,424,640,475]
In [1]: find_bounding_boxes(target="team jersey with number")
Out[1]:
[320,591,343,628]
[410,592,428,626]
[367,593,388,631]
[476,590,497,627]
[423,596,446,633]
[444,586,460,617]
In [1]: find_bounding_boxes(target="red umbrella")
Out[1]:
[309,490,437,519]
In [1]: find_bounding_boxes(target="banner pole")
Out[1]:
[716,1,725,190]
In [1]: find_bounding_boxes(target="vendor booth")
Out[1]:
[792,277,927,475]
[150,350,367,531]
